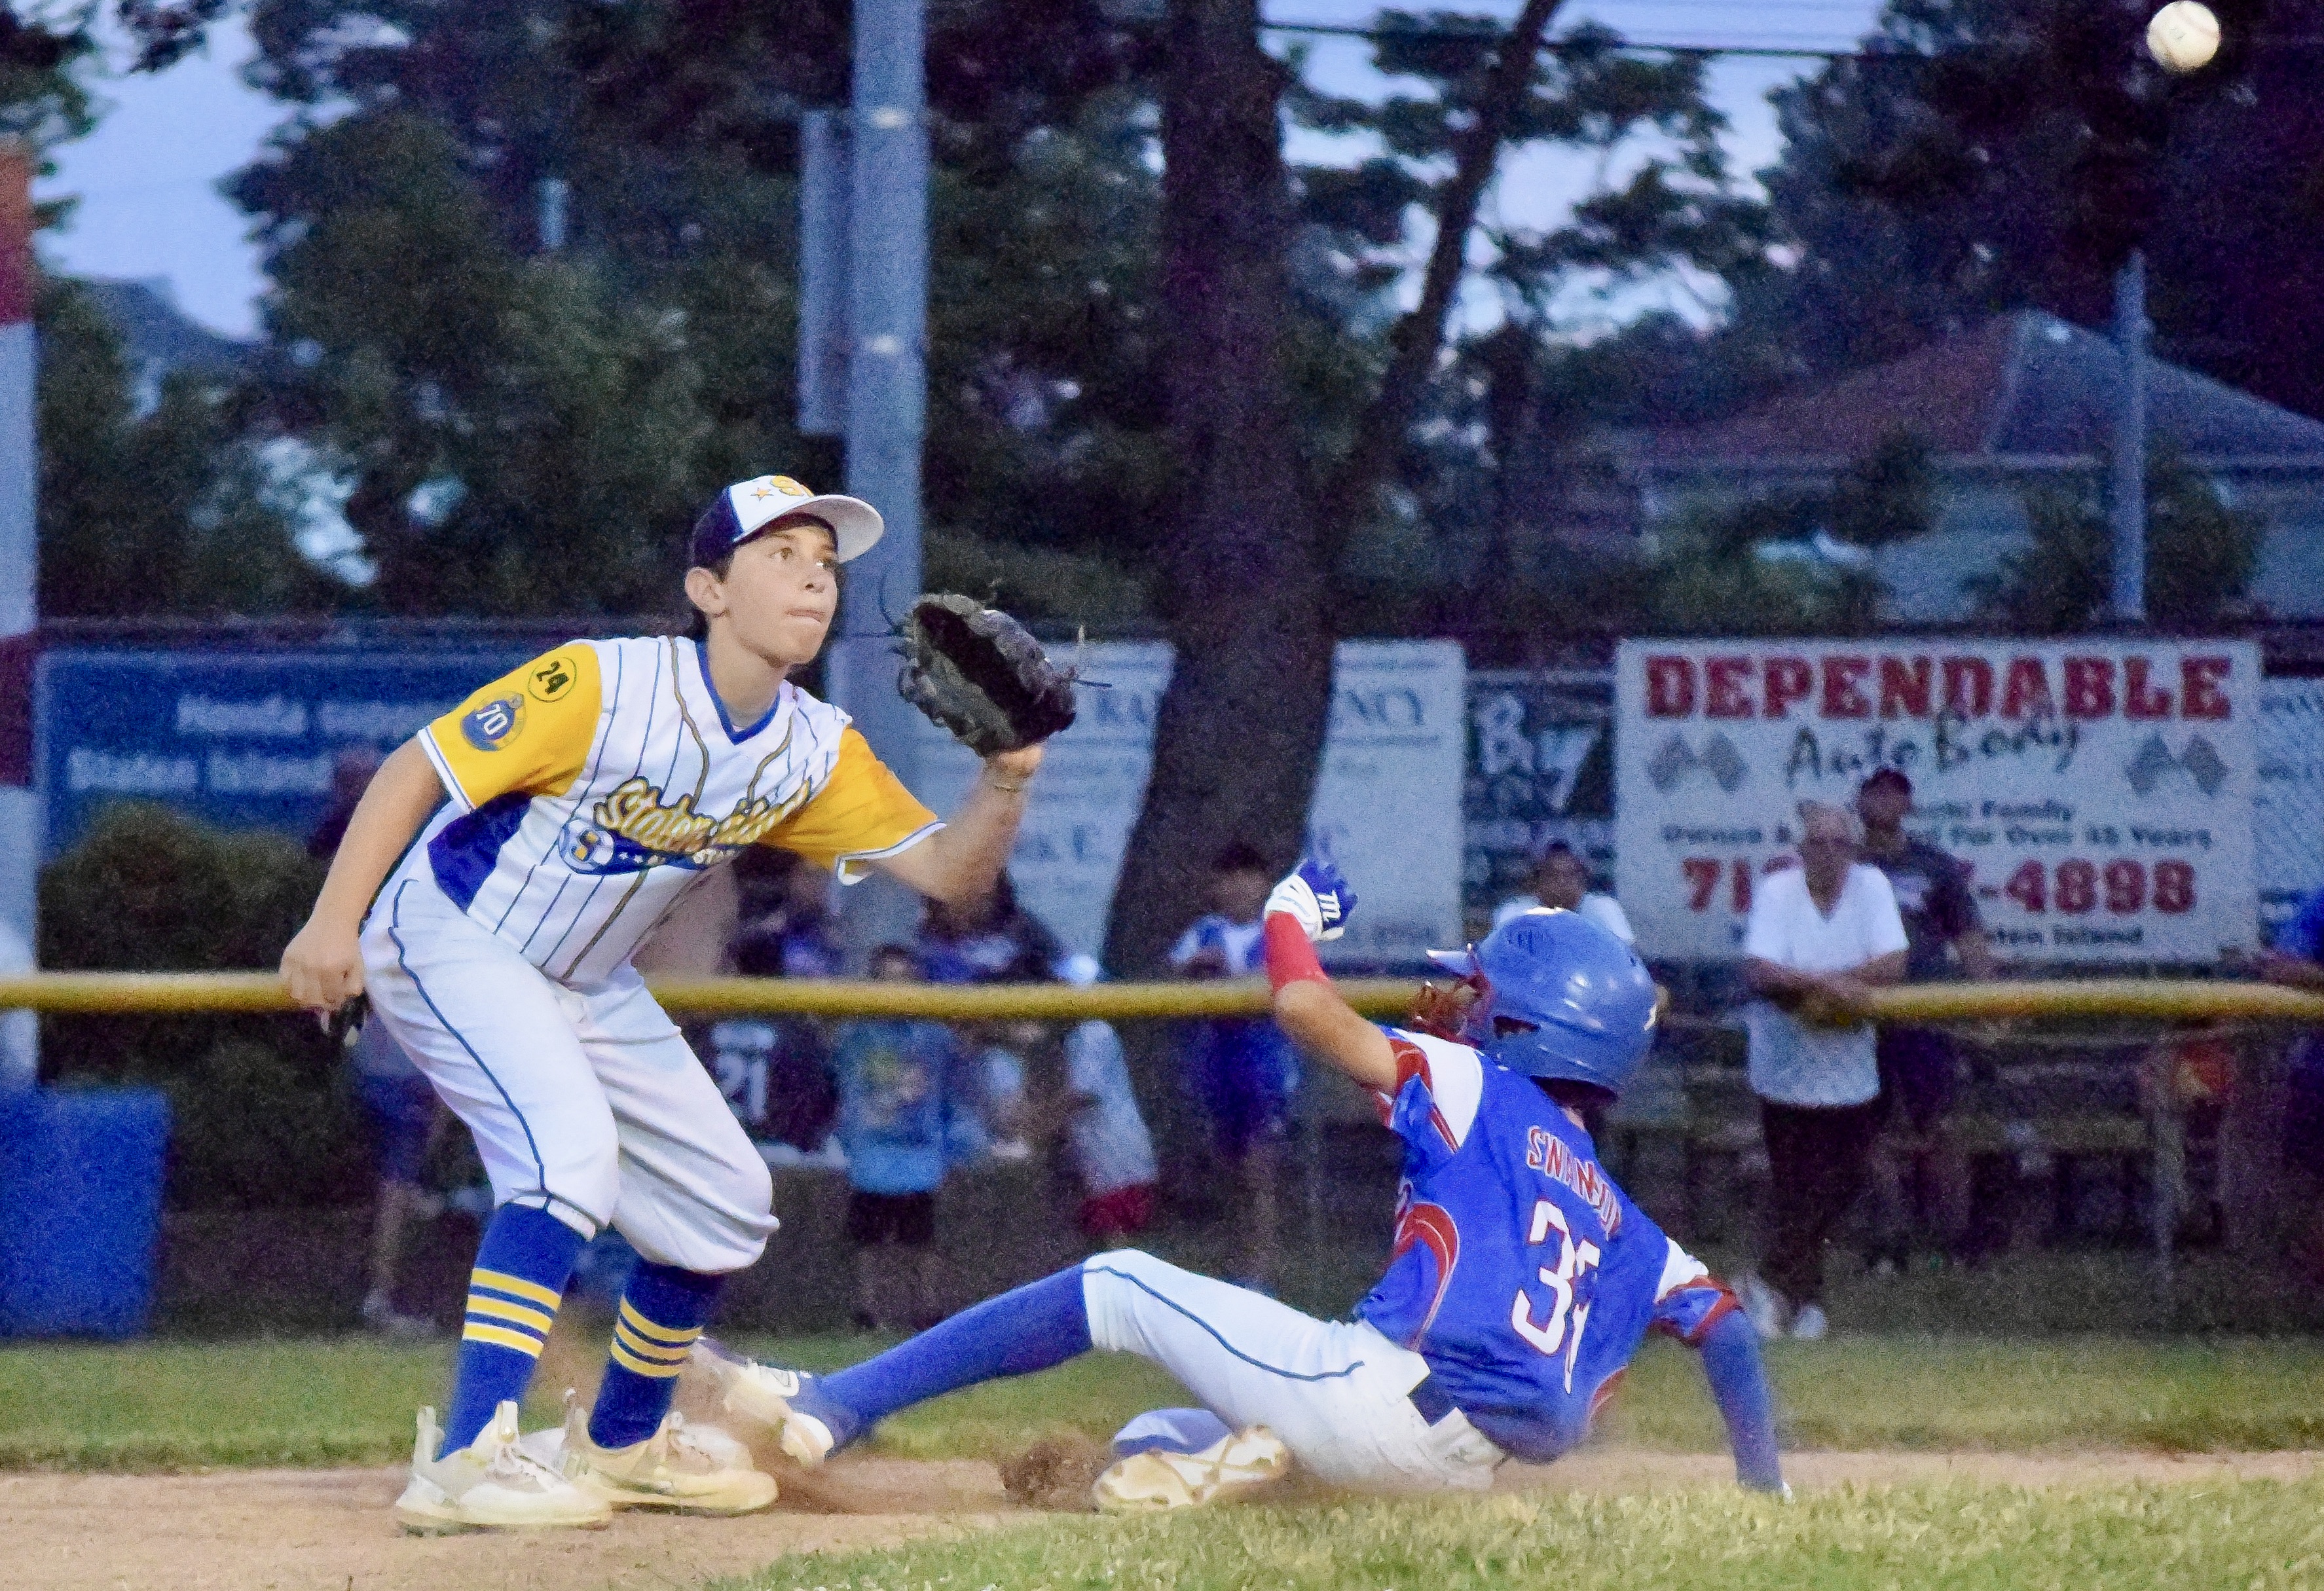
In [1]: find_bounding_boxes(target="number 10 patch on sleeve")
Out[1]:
[461,696,525,752]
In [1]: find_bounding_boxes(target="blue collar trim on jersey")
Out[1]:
[692,637,784,743]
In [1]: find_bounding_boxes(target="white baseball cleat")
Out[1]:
[1788,1304,1830,1342]
[393,1402,613,1534]
[520,1397,777,1515]
[1091,1425,1291,1513]
[690,1338,849,1466]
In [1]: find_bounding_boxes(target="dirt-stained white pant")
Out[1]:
[1080,1249,1505,1492]
[361,875,777,1273]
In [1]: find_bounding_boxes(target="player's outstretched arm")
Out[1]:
[874,746,1044,910]
[1264,856,1395,1094]
[1692,1309,1788,1496]
[280,739,447,1015]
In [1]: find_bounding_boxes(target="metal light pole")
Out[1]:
[2111,249,2149,626]
[0,143,37,1088]
[821,0,931,958]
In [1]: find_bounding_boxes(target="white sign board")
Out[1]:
[1308,641,1467,964]
[909,641,1465,965]
[1614,639,2260,962]
[2257,678,2324,929]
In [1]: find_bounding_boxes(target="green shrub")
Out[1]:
[38,802,367,1207]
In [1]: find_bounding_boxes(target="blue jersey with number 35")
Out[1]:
[1354,1029,1735,1463]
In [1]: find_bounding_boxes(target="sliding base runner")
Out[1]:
[694,858,1793,1509]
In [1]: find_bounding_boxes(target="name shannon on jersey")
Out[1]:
[564,775,800,875]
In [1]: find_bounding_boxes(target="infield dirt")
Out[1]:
[7,1448,2319,1591]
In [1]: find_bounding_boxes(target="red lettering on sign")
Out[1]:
[2123,657,2173,720]
[1943,656,1994,718]
[2001,657,2054,720]
[2063,657,2114,719]
[1821,655,1872,718]
[1705,657,1754,719]
[1879,655,1932,720]
[1763,655,1813,719]
[2181,655,2231,720]
[1645,657,1695,718]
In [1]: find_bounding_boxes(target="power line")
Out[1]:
[1264,16,1874,60]
[1264,15,2324,62]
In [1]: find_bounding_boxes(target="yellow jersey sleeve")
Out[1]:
[419,646,604,811]
[765,726,941,879]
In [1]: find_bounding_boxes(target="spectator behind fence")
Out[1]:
[1854,769,1997,1273]
[1170,841,1299,1291]
[312,745,444,1340]
[730,849,843,979]
[1054,953,1159,1247]
[2262,885,2324,1275]
[1492,840,1635,943]
[915,873,1061,985]
[1736,801,1908,1343]
[712,915,838,1156]
[706,852,839,1154]
[832,945,972,1331]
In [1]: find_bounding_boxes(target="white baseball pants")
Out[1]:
[1081,1250,1505,1493]
[361,875,777,1273]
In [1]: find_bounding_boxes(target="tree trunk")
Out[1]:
[1101,0,1331,974]
[1103,0,1564,972]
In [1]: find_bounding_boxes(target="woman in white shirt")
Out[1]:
[1492,841,1634,944]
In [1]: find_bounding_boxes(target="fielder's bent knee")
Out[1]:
[533,1119,622,1234]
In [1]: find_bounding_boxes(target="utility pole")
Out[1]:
[2111,249,2149,625]
[0,143,37,1089]
[819,0,930,957]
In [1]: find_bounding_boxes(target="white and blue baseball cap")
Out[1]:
[689,475,885,568]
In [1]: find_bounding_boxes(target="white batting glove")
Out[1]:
[1266,856,1356,943]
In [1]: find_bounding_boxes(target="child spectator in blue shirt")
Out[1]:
[1170,842,1299,1290]
[832,945,970,1331]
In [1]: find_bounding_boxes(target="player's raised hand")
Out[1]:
[1266,854,1356,943]
[280,917,367,1024]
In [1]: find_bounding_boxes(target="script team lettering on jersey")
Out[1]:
[401,636,940,987]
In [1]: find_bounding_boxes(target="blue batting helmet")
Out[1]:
[1426,909,1658,1097]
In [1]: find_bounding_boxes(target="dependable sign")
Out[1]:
[1612,640,2261,962]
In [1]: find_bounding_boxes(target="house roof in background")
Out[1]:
[84,277,253,384]
[1653,311,2324,467]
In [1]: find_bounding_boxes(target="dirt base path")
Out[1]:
[5,1449,2317,1591]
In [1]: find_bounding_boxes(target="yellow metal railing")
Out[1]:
[0,972,2321,1025]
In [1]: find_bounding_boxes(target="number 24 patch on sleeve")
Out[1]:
[528,654,578,703]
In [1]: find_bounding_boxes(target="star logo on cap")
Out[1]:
[749,482,777,500]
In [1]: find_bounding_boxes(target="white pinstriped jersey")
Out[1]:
[388,636,939,989]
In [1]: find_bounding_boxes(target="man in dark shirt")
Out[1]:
[1856,769,1995,1271]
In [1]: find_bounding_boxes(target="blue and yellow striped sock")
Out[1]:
[441,1205,585,1454]
[587,1262,722,1450]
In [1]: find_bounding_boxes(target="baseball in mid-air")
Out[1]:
[2148,1,2221,72]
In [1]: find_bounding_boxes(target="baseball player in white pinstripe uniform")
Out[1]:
[281,476,1047,1532]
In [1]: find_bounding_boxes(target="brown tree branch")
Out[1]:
[1316,0,1568,562]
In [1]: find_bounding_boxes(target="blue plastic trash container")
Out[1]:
[0,1088,172,1337]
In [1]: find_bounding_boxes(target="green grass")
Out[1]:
[5,1330,2324,1471]
[1606,1335,2324,1453]
[713,1480,2324,1591]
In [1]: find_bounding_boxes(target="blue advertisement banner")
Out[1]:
[37,647,534,855]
